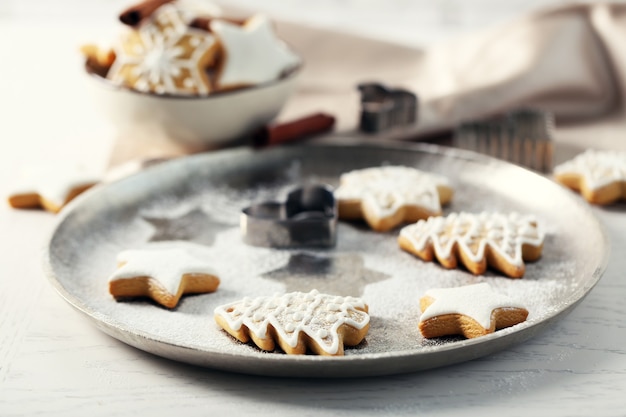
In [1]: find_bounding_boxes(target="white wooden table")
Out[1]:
[1,2,625,415]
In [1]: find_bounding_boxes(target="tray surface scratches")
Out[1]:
[44,142,608,377]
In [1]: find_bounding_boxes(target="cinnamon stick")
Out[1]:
[253,113,336,147]
[119,0,174,27]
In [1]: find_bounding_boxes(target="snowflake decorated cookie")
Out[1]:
[419,283,529,339]
[107,3,219,95]
[7,164,100,213]
[214,290,370,356]
[109,246,220,308]
[84,2,300,95]
[398,212,544,278]
[554,149,626,205]
[210,14,301,90]
[334,166,453,232]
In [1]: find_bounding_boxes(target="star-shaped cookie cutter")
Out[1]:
[240,185,337,248]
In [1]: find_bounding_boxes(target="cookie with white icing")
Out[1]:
[7,164,99,213]
[214,290,369,356]
[554,149,626,205]
[399,212,543,278]
[107,3,219,95]
[210,14,300,90]
[419,283,529,339]
[334,166,453,232]
[109,246,220,308]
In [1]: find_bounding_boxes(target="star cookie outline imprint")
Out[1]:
[261,252,390,297]
[142,207,232,246]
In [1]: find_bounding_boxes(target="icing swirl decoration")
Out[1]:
[214,290,370,356]
[399,211,544,278]
[107,4,218,95]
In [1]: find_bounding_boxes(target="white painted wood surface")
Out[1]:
[1,1,625,416]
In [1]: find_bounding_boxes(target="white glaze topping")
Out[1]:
[210,14,300,88]
[109,246,218,295]
[334,166,450,218]
[554,149,626,190]
[108,4,216,95]
[11,164,100,207]
[400,211,543,266]
[214,290,369,355]
[420,283,527,329]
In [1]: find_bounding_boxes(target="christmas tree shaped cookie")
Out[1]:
[399,212,544,278]
[214,290,370,356]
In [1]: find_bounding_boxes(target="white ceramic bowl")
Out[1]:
[84,64,301,151]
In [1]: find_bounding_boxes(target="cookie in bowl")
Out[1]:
[81,1,302,150]
[107,3,220,96]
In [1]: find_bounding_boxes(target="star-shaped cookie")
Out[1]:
[7,164,99,213]
[108,4,219,95]
[554,149,626,205]
[419,283,529,339]
[210,14,301,89]
[399,212,544,278]
[334,166,453,232]
[214,289,370,356]
[108,246,220,308]
[262,252,390,296]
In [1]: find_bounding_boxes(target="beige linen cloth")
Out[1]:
[110,1,626,166]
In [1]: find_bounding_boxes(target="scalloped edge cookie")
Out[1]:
[214,290,369,356]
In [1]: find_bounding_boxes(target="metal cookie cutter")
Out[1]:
[454,108,554,172]
[241,185,337,248]
[358,82,418,133]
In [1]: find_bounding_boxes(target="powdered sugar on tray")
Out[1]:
[47,145,606,363]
